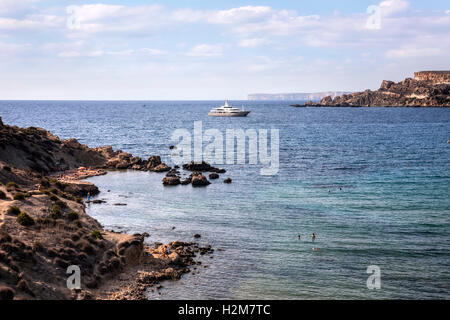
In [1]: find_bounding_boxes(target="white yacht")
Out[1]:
[208,100,250,117]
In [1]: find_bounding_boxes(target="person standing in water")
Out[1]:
[311,233,316,242]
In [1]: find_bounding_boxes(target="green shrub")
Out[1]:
[49,188,58,194]
[13,193,26,201]
[55,199,67,209]
[39,178,50,188]
[7,206,21,215]
[33,241,43,252]
[55,181,67,190]
[91,230,103,240]
[17,212,35,226]
[49,204,61,219]
[73,220,82,228]
[67,211,79,221]
[6,182,18,191]
[49,194,58,201]
[0,190,6,199]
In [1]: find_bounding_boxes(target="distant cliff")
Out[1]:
[248,92,351,101]
[305,71,450,107]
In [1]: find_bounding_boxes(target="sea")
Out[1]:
[0,100,449,299]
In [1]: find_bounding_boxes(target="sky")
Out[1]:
[0,0,449,100]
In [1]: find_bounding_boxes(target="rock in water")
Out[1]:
[182,161,226,173]
[209,173,219,179]
[180,177,192,185]
[162,176,180,186]
[151,163,171,172]
[146,156,162,170]
[191,172,211,186]
[223,178,232,184]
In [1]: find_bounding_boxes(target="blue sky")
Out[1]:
[0,0,449,99]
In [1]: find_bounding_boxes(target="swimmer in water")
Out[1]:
[311,233,316,242]
[298,234,301,240]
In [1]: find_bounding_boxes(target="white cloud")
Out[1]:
[0,42,30,57]
[172,6,273,24]
[238,38,270,47]
[65,4,164,33]
[186,44,223,57]
[379,0,410,16]
[386,47,443,59]
[0,0,37,15]
[57,47,165,58]
[140,48,165,55]
[58,50,104,58]
[0,14,63,30]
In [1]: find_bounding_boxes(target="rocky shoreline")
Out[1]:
[302,71,450,107]
[0,117,217,300]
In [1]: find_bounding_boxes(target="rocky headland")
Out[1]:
[303,71,450,107]
[0,117,216,300]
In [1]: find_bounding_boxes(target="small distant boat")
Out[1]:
[208,100,250,117]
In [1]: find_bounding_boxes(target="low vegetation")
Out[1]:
[17,212,35,226]
[91,230,103,240]
[50,204,61,219]
[5,182,18,191]
[6,206,21,216]
[13,193,27,201]
[67,211,79,221]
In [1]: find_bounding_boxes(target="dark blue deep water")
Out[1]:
[1,101,449,299]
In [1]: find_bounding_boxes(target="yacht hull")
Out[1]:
[208,111,250,117]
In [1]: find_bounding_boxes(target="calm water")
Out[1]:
[1,101,449,299]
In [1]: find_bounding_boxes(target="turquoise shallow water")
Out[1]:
[0,101,449,299]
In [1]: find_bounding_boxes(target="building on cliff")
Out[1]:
[414,71,450,84]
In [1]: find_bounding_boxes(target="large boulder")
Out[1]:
[63,138,84,150]
[191,172,210,186]
[182,161,226,173]
[162,176,180,186]
[63,181,100,197]
[146,156,162,170]
[180,177,192,185]
[151,163,171,172]
[209,173,219,179]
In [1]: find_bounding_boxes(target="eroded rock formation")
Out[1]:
[305,71,450,107]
